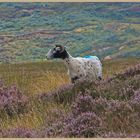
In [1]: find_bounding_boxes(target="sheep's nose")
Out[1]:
[46,55,51,60]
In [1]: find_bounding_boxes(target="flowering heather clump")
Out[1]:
[98,74,140,101]
[38,106,69,137]
[107,100,133,114]
[41,121,64,137]
[129,89,140,112]
[128,134,140,138]
[92,97,109,116]
[0,80,29,116]
[63,112,103,137]
[109,64,140,81]
[43,112,103,138]
[71,92,94,115]
[101,132,140,138]
[101,132,127,138]
[0,128,37,138]
[71,93,108,116]
[130,89,140,105]
[42,94,105,138]
[0,129,6,137]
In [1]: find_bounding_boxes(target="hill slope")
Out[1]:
[0,3,140,63]
[0,59,140,137]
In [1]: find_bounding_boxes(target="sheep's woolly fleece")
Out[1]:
[64,55,102,83]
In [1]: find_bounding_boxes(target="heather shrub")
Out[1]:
[70,92,140,134]
[101,132,140,138]
[92,97,109,116]
[96,75,140,101]
[130,89,140,111]
[71,92,140,133]
[71,92,108,116]
[41,120,64,137]
[42,93,105,138]
[42,112,104,138]
[0,80,29,117]
[37,106,69,137]
[71,91,94,115]
[62,112,103,137]
[99,64,140,101]
[128,134,140,138]
[114,64,140,80]
[101,131,127,138]
[0,128,37,138]
[0,129,6,137]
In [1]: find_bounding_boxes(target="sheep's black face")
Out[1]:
[46,45,68,59]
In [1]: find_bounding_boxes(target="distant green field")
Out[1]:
[0,3,140,63]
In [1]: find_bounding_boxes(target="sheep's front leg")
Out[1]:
[71,76,79,84]
[98,76,102,80]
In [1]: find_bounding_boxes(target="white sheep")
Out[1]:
[46,44,102,83]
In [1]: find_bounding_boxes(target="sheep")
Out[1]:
[46,44,102,83]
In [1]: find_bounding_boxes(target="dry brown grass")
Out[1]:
[0,61,69,96]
